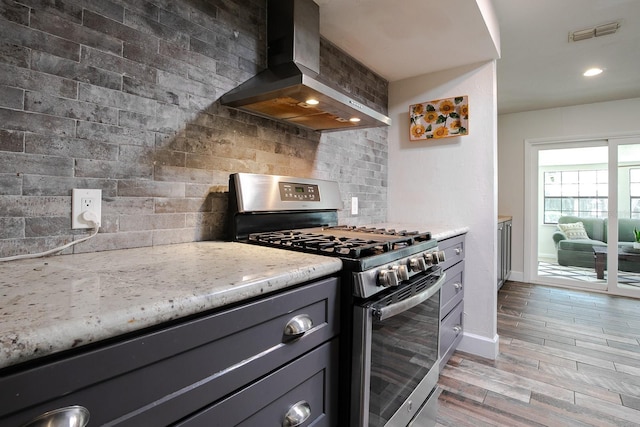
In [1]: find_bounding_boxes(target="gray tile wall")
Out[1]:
[0,0,389,257]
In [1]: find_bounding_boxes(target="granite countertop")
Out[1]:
[0,242,342,370]
[369,222,469,241]
[498,215,512,223]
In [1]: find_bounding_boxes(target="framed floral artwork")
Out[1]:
[409,96,468,141]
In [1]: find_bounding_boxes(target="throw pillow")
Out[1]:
[558,222,590,240]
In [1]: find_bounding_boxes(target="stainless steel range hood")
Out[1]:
[220,0,391,132]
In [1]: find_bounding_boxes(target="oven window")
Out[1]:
[368,289,440,426]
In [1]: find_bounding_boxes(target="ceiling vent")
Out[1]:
[569,21,620,42]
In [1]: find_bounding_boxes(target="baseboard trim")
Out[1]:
[539,253,556,261]
[508,270,523,282]
[457,332,499,360]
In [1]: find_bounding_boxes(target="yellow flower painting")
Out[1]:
[409,95,468,141]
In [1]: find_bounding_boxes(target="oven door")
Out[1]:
[351,269,445,427]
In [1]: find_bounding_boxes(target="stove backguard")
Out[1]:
[228,173,342,241]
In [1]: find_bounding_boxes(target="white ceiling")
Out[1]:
[317,0,640,115]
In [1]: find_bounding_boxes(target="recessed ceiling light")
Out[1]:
[349,117,361,123]
[583,68,603,77]
[305,98,319,105]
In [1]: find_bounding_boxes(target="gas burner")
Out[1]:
[326,225,424,236]
[324,226,431,242]
[247,228,433,260]
[248,230,392,258]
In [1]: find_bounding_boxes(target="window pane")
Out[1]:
[562,184,579,196]
[579,198,596,212]
[597,183,608,196]
[631,169,640,182]
[580,170,597,184]
[563,171,579,183]
[631,183,640,197]
[561,198,575,212]
[545,211,561,223]
[632,198,640,216]
[596,198,608,211]
[545,172,561,185]
[545,198,561,211]
[597,170,608,183]
[545,184,561,197]
[579,183,597,196]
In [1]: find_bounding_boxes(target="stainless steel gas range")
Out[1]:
[228,173,445,427]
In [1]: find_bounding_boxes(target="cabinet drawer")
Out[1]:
[0,277,340,426]
[439,300,463,361]
[440,260,464,318]
[438,234,465,271]
[177,339,338,426]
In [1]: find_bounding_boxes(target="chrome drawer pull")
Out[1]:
[453,325,462,335]
[283,400,311,426]
[454,248,462,255]
[22,405,90,427]
[284,314,313,337]
[453,282,463,290]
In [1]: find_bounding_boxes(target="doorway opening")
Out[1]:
[524,134,640,298]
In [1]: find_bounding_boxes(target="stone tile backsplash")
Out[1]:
[0,0,389,257]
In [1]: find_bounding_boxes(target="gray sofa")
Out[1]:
[552,215,640,272]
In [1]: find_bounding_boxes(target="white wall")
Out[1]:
[388,61,499,359]
[498,97,640,279]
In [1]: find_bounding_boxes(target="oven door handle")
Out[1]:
[372,272,446,321]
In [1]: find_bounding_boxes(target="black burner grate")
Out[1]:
[325,225,430,238]
[247,228,432,259]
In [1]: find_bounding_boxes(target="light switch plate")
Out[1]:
[72,188,102,229]
[351,197,358,215]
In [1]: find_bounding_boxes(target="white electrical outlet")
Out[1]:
[351,196,358,215]
[72,188,102,229]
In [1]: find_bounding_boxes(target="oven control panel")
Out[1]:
[279,182,320,201]
[352,249,446,298]
[231,173,342,212]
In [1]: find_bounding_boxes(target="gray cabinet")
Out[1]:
[498,218,512,290]
[438,233,465,371]
[0,277,340,426]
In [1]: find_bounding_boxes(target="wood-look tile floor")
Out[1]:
[436,281,640,426]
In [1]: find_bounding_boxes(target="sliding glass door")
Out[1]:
[613,139,640,297]
[525,135,640,298]
[533,142,608,291]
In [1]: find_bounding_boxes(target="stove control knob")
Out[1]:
[424,252,435,266]
[425,250,446,266]
[393,264,410,281]
[378,269,400,288]
[409,256,427,272]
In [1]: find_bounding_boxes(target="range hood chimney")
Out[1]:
[220,0,391,132]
